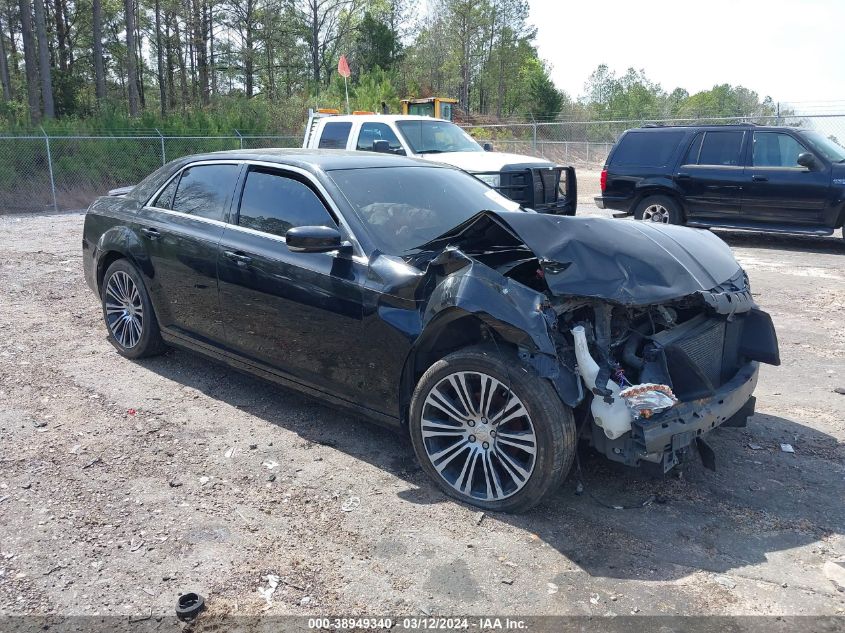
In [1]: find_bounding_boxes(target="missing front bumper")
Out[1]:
[591,361,760,471]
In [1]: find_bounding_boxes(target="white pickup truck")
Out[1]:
[302,112,577,214]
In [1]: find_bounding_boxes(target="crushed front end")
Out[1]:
[552,269,780,472]
[415,211,780,473]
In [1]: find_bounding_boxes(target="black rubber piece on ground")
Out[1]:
[175,592,206,621]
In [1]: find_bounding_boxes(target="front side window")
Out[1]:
[357,123,404,153]
[395,120,482,154]
[752,132,807,167]
[318,122,352,149]
[697,131,745,166]
[801,130,845,163]
[237,169,335,237]
[171,164,241,221]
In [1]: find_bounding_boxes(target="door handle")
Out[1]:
[751,175,768,182]
[676,172,691,180]
[140,227,160,240]
[223,250,253,265]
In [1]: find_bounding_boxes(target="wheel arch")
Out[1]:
[94,226,153,294]
[398,310,527,426]
[632,182,686,220]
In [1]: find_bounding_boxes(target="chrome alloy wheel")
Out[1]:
[641,203,670,223]
[420,371,537,501]
[105,270,144,349]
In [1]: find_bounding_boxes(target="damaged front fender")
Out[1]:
[422,248,555,355]
[403,248,584,409]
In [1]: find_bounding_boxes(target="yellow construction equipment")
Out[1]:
[400,97,457,121]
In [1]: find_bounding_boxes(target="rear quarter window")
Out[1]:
[318,122,352,149]
[610,131,686,168]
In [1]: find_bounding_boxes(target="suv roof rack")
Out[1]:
[639,122,759,129]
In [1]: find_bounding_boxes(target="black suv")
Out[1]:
[595,124,845,240]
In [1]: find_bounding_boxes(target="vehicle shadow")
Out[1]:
[138,349,843,582]
[713,228,845,254]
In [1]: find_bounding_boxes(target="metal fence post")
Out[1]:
[234,129,243,150]
[155,128,166,165]
[531,118,537,153]
[41,127,58,212]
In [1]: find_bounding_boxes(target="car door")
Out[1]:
[742,131,830,224]
[139,161,242,344]
[675,130,746,219]
[216,165,371,403]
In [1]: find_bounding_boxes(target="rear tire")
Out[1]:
[409,345,576,513]
[634,194,683,225]
[101,259,167,359]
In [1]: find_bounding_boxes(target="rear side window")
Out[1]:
[752,132,807,167]
[610,131,685,167]
[171,164,240,221]
[238,169,335,238]
[318,122,352,149]
[697,131,745,166]
[682,133,704,165]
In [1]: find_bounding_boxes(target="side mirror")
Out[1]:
[286,225,343,253]
[797,152,816,168]
[373,140,390,153]
[482,142,493,152]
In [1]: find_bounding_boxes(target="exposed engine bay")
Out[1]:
[411,211,781,472]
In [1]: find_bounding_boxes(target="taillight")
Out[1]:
[600,169,608,192]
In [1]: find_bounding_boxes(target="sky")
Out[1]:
[529,0,845,110]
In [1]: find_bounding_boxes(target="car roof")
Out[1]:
[632,124,804,133]
[175,148,446,171]
[317,114,451,124]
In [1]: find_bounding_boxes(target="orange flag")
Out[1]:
[338,55,351,78]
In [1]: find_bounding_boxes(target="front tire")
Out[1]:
[101,259,166,359]
[634,194,683,225]
[409,346,576,513]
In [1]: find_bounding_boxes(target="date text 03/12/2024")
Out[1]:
[307,618,528,630]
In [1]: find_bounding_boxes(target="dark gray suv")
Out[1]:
[595,124,845,240]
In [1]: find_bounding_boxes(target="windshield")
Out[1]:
[328,166,521,255]
[801,130,845,162]
[396,120,483,154]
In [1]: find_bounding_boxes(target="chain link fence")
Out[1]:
[0,131,300,212]
[1,114,844,212]
[462,114,845,203]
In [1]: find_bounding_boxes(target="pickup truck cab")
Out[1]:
[303,112,577,215]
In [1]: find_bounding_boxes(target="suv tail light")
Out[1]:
[600,169,607,192]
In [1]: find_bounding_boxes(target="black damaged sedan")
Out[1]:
[83,150,780,513]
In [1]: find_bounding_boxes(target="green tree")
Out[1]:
[522,57,564,119]
[354,11,400,74]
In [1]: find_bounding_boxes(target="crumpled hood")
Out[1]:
[417,151,553,171]
[419,211,742,306]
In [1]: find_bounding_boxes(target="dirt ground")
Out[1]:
[0,208,844,625]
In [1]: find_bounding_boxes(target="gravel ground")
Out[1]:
[0,209,844,624]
